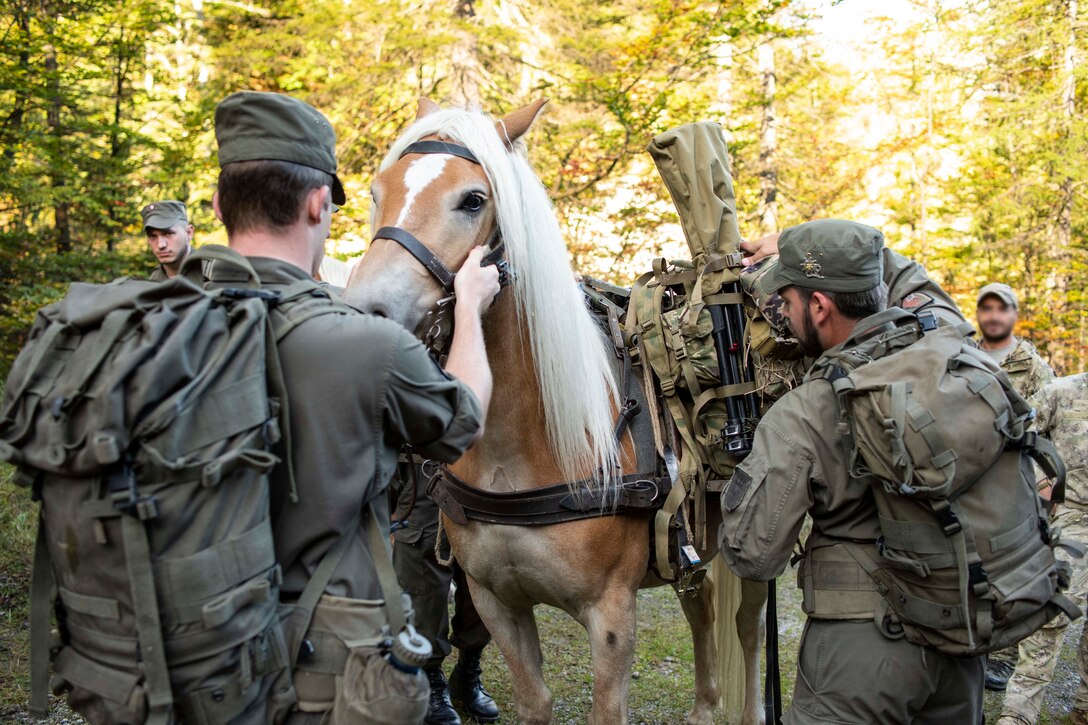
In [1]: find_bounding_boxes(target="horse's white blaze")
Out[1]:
[395,154,449,227]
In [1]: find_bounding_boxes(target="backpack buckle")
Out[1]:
[935,507,961,536]
[108,464,160,521]
[916,311,938,332]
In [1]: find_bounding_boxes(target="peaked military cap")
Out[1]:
[214,91,346,205]
[977,282,1018,309]
[758,219,885,295]
[140,200,188,231]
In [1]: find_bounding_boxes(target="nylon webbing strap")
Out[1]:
[288,507,361,664]
[29,517,55,717]
[365,506,409,634]
[654,448,687,576]
[121,514,173,722]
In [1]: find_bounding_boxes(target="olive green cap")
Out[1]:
[214,91,346,205]
[141,200,188,231]
[977,282,1018,309]
[758,219,885,296]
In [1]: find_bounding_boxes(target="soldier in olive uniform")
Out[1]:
[720,219,985,724]
[141,200,194,280]
[976,282,1057,689]
[211,91,500,724]
[997,373,1088,725]
[392,468,498,724]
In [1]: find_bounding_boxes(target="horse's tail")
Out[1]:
[709,556,747,723]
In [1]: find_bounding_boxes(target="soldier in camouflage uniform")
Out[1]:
[976,283,1055,400]
[997,373,1088,725]
[976,282,1057,689]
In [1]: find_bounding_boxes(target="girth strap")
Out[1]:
[428,467,669,526]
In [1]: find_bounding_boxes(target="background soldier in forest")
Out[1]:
[720,220,985,724]
[998,372,1088,725]
[976,281,1057,689]
[141,199,194,280]
[976,282,1055,399]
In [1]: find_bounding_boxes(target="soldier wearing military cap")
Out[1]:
[976,282,1055,401]
[141,199,193,280]
[975,282,1056,691]
[211,91,499,724]
[720,219,985,723]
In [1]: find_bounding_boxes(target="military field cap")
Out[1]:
[215,91,346,205]
[141,200,188,230]
[977,282,1018,309]
[757,219,885,296]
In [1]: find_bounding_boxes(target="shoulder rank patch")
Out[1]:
[799,252,824,279]
[724,468,752,512]
[900,292,933,311]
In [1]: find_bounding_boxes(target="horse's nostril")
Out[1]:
[369,304,389,319]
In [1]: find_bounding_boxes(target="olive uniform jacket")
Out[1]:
[244,257,482,601]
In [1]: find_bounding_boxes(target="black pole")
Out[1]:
[765,578,783,725]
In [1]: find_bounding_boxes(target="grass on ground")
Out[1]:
[0,462,1084,723]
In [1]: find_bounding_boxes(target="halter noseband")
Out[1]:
[372,140,511,296]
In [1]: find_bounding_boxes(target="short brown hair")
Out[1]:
[217,159,333,234]
[794,282,888,321]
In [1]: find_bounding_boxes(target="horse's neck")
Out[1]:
[447,290,569,491]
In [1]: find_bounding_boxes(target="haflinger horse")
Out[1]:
[345,98,767,725]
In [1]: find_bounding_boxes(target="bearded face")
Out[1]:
[976,296,1017,344]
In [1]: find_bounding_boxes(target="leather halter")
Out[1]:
[373,140,510,296]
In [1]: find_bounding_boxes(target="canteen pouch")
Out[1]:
[287,594,388,713]
[330,648,429,725]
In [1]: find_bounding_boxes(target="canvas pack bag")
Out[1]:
[0,248,300,724]
[814,309,1081,656]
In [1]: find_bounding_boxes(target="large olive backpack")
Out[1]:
[813,310,1080,656]
[0,248,300,724]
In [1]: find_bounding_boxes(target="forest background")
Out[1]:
[0,0,1086,378]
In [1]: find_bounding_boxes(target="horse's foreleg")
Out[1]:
[582,586,638,725]
[737,577,769,725]
[678,583,720,725]
[464,576,553,725]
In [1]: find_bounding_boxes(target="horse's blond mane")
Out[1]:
[380,107,620,483]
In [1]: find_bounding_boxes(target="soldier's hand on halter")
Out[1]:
[741,232,781,266]
[454,246,502,315]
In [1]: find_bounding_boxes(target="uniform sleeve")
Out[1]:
[882,248,965,325]
[1029,382,1058,436]
[719,402,815,581]
[383,330,482,463]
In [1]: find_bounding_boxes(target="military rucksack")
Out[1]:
[0,247,314,724]
[813,309,1081,656]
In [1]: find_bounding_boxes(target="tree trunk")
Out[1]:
[450,0,482,106]
[1052,0,1078,372]
[106,25,128,252]
[44,28,71,254]
[757,39,778,236]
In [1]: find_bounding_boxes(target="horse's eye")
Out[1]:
[460,192,485,213]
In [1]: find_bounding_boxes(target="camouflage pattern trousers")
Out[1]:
[998,506,1088,724]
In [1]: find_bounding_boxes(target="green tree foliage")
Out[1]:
[0,0,1085,375]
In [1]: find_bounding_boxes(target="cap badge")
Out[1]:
[800,252,824,279]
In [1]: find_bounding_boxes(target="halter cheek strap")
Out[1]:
[373,140,511,296]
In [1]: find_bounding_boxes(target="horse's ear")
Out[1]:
[416,97,441,120]
[496,98,548,150]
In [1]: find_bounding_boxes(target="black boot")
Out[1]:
[425,666,462,725]
[984,659,1014,691]
[449,649,500,723]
